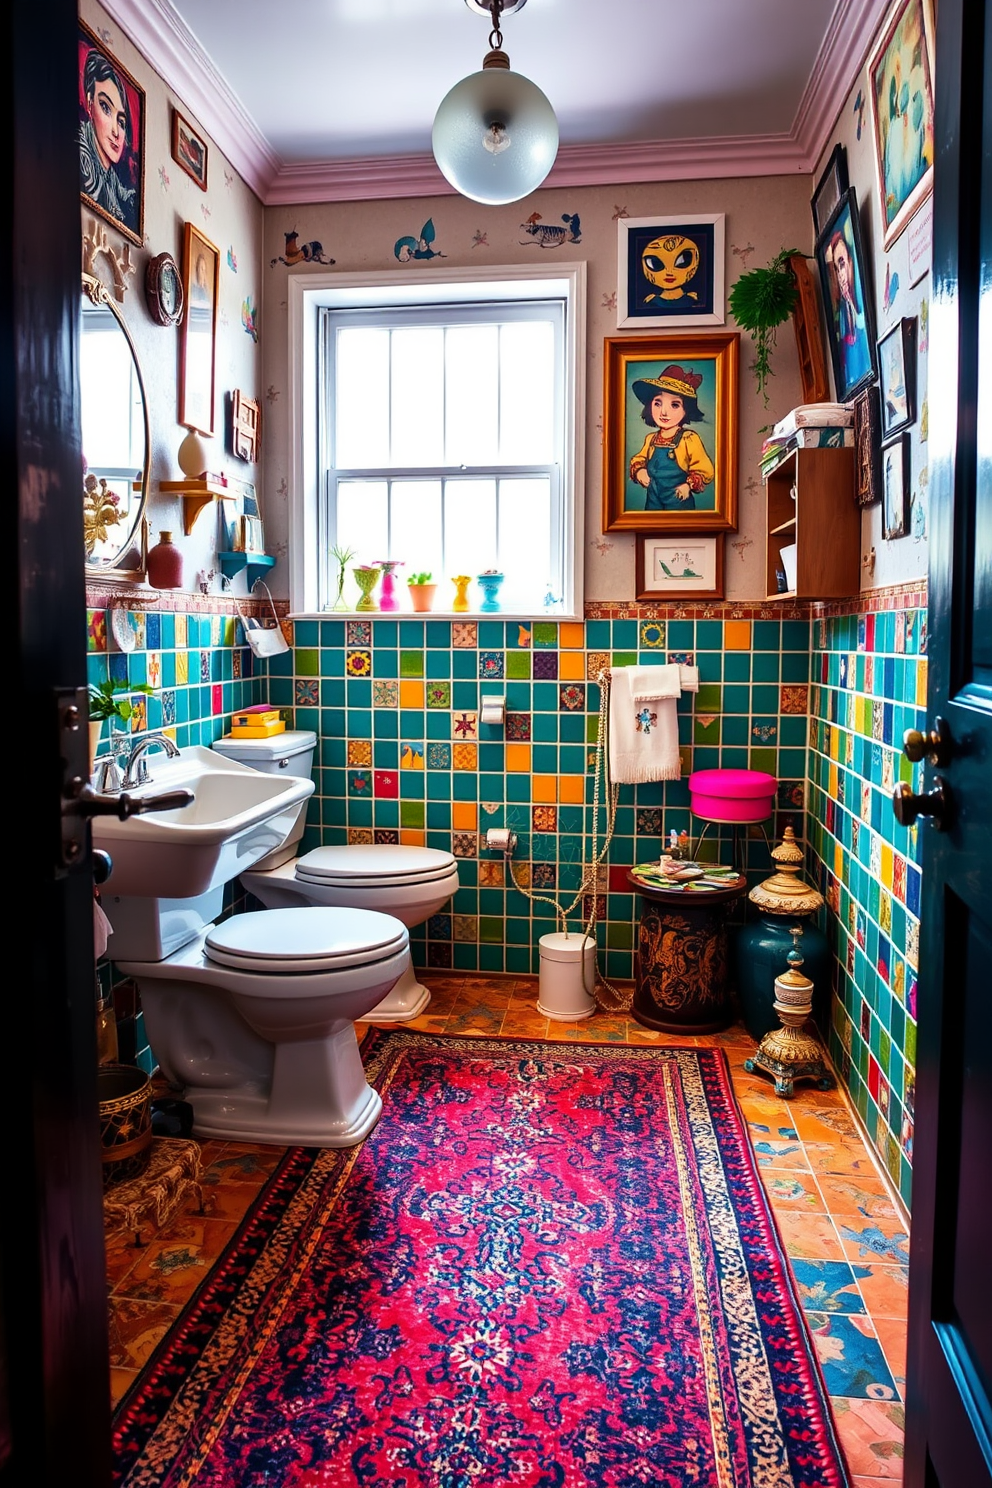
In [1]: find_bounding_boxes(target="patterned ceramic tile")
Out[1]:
[478,650,504,680]
[87,610,107,651]
[453,743,478,771]
[374,769,399,799]
[505,712,531,741]
[639,621,666,648]
[790,1260,868,1314]
[374,829,399,844]
[586,651,610,680]
[533,651,558,680]
[346,620,372,647]
[348,827,374,844]
[452,622,478,648]
[479,860,505,886]
[295,679,319,706]
[452,711,478,740]
[373,679,398,708]
[532,805,557,833]
[426,742,451,769]
[559,684,585,711]
[347,740,372,767]
[346,650,372,677]
[400,742,425,770]
[806,1312,898,1399]
[451,832,477,858]
[426,682,452,709]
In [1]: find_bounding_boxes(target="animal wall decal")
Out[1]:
[394,218,445,262]
[270,229,336,268]
[519,212,581,248]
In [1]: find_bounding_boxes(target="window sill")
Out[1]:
[288,610,582,624]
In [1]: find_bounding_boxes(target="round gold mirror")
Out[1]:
[81,271,150,580]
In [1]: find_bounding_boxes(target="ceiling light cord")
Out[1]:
[488,0,504,50]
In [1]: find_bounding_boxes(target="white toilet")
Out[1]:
[212,732,460,1022]
[116,906,410,1147]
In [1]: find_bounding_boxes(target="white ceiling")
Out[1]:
[168,0,835,161]
[107,0,887,201]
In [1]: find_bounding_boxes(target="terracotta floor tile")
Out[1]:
[788,1258,867,1315]
[837,1214,912,1268]
[804,1136,886,1178]
[855,1264,910,1320]
[815,1173,901,1221]
[761,1169,827,1211]
[554,1019,628,1043]
[772,1210,846,1261]
[748,1133,811,1171]
[500,1010,550,1039]
[107,1297,182,1371]
[873,1315,908,1398]
[199,1180,269,1223]
[625,1024,665,1044]
[830,1397,906,1479]
[110,1367,137,1409]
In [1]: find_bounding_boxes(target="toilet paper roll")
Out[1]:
[486,828,517,852]
[480,695,505,726]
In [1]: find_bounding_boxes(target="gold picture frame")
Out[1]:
[602,332,739,534]
[179,222,219,436]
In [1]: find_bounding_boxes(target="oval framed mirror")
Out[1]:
[81,271,150,582]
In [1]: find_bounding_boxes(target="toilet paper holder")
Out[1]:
[480,695,506,726]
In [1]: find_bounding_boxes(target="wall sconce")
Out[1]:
[432,0,558,205]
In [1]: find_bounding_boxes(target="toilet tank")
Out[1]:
[212,730,317,869]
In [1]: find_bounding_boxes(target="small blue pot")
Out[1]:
[477,574,504,613]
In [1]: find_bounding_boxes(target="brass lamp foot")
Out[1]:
[743,923,835,1099]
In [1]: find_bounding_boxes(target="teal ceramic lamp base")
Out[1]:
[478,574,504,613]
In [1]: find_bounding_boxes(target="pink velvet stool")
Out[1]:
[688,768,777,869]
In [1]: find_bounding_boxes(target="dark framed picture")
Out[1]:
[811,143,849,240]
[815,189,878,402]
[635,534,724,600]
[171,107,208,191]
[881,434,910,539]
[852,385,882,507]
[77,21,145,248]
[867,0,935,248]
[602,332,739,534]
[616,215,725,328]
[877,317,917,438]
[179,222,219,435]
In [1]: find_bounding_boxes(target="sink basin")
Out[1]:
[94,745,315,899]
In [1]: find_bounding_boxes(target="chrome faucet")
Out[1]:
[121,732,181,790]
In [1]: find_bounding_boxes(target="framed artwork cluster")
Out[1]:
[608,217,736,599]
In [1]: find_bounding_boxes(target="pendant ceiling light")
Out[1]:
[432,0,558,206]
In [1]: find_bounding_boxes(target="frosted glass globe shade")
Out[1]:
[432,65,558,205]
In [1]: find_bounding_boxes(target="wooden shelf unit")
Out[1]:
[158,478,230,535]
[763,445,859,601]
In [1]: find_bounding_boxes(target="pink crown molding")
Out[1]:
[102,0,279,201]
[104,0,890,207]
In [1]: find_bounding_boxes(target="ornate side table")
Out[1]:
[628,872,748,1034]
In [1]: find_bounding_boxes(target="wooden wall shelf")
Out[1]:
[158,478,230,535]
[763,446,859,600]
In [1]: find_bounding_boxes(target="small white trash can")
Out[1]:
[537,933,597,1021]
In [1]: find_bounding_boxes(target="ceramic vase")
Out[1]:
[378,561,402,612]
[353,567,380,612]
[408,583,437,613]
[146,531,183,590]
[477,573,504,612]
[331,565,350,611]
[452,576,471,613]
[733,911,831,1039]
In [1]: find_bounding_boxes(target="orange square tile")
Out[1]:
[505,743,532,773]
[724,620,752,650]
[558,651,586,680]
[399,829,426,846]
[559,774,585,804]
[453,742,478,770]
[452,801,478,831]
[559,622,585,649]
[399,680,424,709]
[531,774,558,802]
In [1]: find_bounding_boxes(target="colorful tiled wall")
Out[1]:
[86,590,270,1071]
[806,583,928,1211]
[271,605,812,983]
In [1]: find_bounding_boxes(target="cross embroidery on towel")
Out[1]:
[635,707,658,734]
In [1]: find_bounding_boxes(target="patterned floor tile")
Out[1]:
[805,1311,898,1399]
[837,1216,912,1267]
[873,1314,908,1398]
[790,1259,868,1314]
[107,1296,182,1371]
[816,1173,901,1221]
[761,1170,826,1210]
[854,1264,910,1319]
[772,1211,846,1261]
[829,1397,906,1479]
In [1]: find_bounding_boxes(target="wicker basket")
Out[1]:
[98,1064,153,1189]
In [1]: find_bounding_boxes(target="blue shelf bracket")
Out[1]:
[218,550,276,590]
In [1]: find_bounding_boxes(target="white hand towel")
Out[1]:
[94,895,113,960]
[609,666,684,783]
[628,664,682,702]
[679,664,699,693]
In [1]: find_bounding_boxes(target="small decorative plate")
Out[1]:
[111,604,137,652]
[145,251,184,327]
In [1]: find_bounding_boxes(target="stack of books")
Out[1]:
[760,402,854,477]
[229,704,284,739]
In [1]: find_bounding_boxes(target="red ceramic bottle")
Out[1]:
[146,530,183,589]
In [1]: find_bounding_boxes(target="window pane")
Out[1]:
[391,326,444,466]
[335,480,387,571]
[498,478,552,609]
[336,328,389,468]
[445,324,498,466]
[444,479,496,579]
[499,320,555,464]
[390,480,442,581]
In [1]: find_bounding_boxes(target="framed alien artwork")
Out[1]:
[617,215,725,329]
[602,332,739,534]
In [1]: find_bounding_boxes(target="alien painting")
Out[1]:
[616,215,725,329]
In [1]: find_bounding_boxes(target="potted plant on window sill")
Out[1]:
[407,572,437,613]
[87,680,154,774]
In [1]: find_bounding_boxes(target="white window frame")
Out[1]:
[288,262,586,619]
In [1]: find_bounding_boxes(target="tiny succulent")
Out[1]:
[408,572,433,585]
[88,679,154,723]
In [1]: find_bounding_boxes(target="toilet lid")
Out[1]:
[295,844,458,889]
[204,907,408,973]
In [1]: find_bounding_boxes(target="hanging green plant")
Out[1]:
[728,248,803,405]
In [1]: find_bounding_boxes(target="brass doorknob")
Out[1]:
[902,717,950,765]
[892,778,947,829]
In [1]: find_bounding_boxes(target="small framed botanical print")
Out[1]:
[617,215,725,329]
[635,534,724,600]
[877,317,917,439]
[882,434,910,539]
[171,107,208,190]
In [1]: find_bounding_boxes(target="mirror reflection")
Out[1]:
[81,271,149,577]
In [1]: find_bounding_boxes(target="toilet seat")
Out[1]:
[204,906,408,974]
[295,844,457,890]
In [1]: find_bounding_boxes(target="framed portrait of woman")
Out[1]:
[77,22,145,248]
[179,222,219,436]
[867,0,936,249]
[815,189,878,403]
[601,332,739,534]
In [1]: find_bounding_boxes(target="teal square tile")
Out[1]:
[400,650,425,678]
